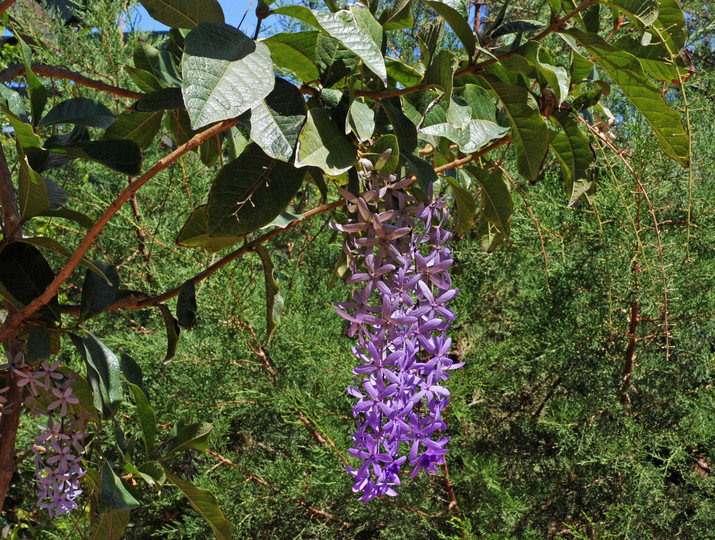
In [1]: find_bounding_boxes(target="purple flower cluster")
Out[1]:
[332,164,463,502]
[12,356,88,517]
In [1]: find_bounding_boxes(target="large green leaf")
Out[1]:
[45,128,143,176]
[549,111,597,206]
[445,176,477,235]
[182,23,275,129]
[175,205,242,251]
[134,88,185,112]
[565,29,689,167]
[463,162,513,241]
[417,18,445,68]
[89,508,130,540]
[1,105,42,148]
[250,77,307,162]
[129,383,157,459]
[0,82,27,120]
[99,462,140,511]
[295,108,355,175]
[422,49,459,106]
[613,36,690,83]
[599,0,658,27]
[158,304,180,363]
[652,0,686,53]
[346,99,375,142]
[163,422,213,458]
[315,33,360,88]
[17,237,108,282]
[208,144,306,235]
[478,69,548,180]
[176,280,197,330]
[379,0,414,30]
[0,242,60,324]
[38,207,94,229]
[422,0,475,58]
[314,9,387,85]
[270,5,320,28]
[71,332,123,419]
[262,31,320,83]
[404,152,437,192]
[18,151,50,220]
[39,98,115,129]
[18,36,47,127]
[139,0,224,28]
[79,262,120,323]
[368,134,399,173]
[386,59,424,87]
[165,471,232,540]
[103,111,163,149]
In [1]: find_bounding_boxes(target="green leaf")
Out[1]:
[0,242,60,324]
[350,3,385,53]
[99,462,140,512]
[271,5,321,27]
[565,29,689,167]
[126,66,163,92]
[182,23,275,129]
[39,98,115,129]
[164,422,213,458]
[417,18,445,68]
[165,470,232,540]
[1,105,42,148]
[490,20,544,39]
[422,0,475,58]
[253,245,283,345]
[79,262,120,323]
[463,162,513,241]
[367,134,399,173]
[176,205,242,251]
[38,207,94,229]
[571,48,595,83]
[158,304,180,364]
[120,352,149,399]
[16,236,109,283]
[445,176,477,235]
[176,280,197,330]
[380,97,418,154]
[18,150,50,219]
[134,42,182,88]
[314,9,387,85]
[378,0,413,30]
[207,144,305,235]
[103,111,163,149]
[135,88,185,112]
[479,68,548,180]
[315,32,360,88]
[89,508,130,540]
[599,0,658,27]
[45,136,143,176]
[295,108,355,175]
[71,332,123,419]
[0,82,27,119]
[139,0,224,28]
[346,99,375,142]
[613,36,690,83]
[422,49,459,106]
[404,152,438,192]
[136,461,166,485]
[250,77,307,162]
[652,0,686,53]
[129,383,157,459]
[386,59,424,87]
[25,325,52,363]
[263,31,320,83]
[18,36,47,127]
[549,110,596,205]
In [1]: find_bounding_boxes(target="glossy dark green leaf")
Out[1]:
[175,205,242,252]
[99,461,140,512]
[164,470,232,540]
[80,261,120,323]
[129,383,157,459]
[103,111,163,150]
[139,0,224,28]
[463,162,513,242]
[176,280,197,330]
[45,136,143,176]
[490,20,544,39]
[39,98,115,129]
[182,23,275,129]
[263,31,320,83]
[295,108,355,175]
[120,352,149,399]
[38,207,94,229]
[0,242,60,324]
[126,66,163,92]
[253,245,283,345]
[135,88,185,112]
[17,236,109,284]
[315,33,360,88]
[565,29,689,167]
[134,42,181,88]
[136,461,166,485]
[417,18,445,67]
[380,97,418,154]
[250,78,307,161]
[158,304,180,364]
[571,48,595,83]
[422,49,459,106]
[404,153,438,192]
[71,332,123,419]
[89,508,131,540]
[25,325,52,363]
[548,111,596,206]
[18,151,50,219]
[164,422,212,458]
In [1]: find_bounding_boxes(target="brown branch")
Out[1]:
[0,63,143,100]
[441,462,459,512]
[0,143,20,241]
[0,0,18,15]
[620,300,639,405]
[0,118,238,343]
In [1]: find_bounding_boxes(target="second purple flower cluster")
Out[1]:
[332,163,463,502]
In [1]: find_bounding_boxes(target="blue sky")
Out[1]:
[132,1,259,34]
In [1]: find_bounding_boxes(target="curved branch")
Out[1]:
[0,118,238,342]
[0,0,18,15]
[0,63,143,100]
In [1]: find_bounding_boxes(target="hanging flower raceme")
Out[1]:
[331,163,463,502]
